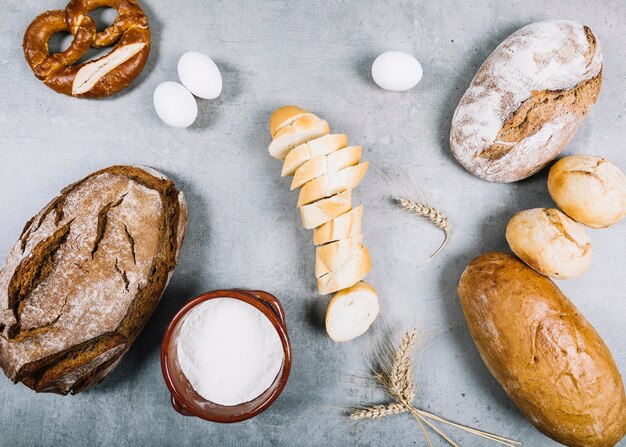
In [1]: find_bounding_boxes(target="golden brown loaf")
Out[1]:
[0,166,187,394]
[548,155,626,228]
[457,253,626,447]
[506,208,592,279]
[450,20,602,182]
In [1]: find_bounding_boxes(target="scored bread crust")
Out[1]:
[457,253,626,447]
[505,208,592,279]
[547,156,626,229]
[23,1,151,98]
[0,165,187,394]
[450,20,602,183]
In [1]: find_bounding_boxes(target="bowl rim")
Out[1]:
[160,289,291,423]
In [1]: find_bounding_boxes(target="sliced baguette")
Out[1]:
[326,281,379,342]
[313,206,363,246]
[282,134,348,177]
[297,162,369,206]
[268,115,330,160]
[291,146,362,190]
[269,105,312,137]
[300,190,352,230]
[317,244,371,294]
[315,234,364,278]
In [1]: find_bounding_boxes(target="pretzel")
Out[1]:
[23,0,150,98]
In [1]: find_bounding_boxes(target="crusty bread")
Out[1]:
[0,166,187,394]
[317,245,371,295]
[282,134,348,177]
[506,208,592,279]
[450,20,602,183]
[268,105,376,341]
[297,162,369,206]
[326,281,379,342]
[313,206,363,246]
[268,114,330,160]
[548,155,626,228]
[291,146,361,190]
[269,105,312,137]
[315,234,363,278]
[457,253,626,447]
[299,190,352,230]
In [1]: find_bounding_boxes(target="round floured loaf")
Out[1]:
[450,20,603,183]
[0,166,187,394]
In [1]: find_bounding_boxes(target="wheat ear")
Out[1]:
[348,403,406,421]
[349,328,521,447]
[394,197,451,261]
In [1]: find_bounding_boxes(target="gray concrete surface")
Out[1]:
[1,1,625,446]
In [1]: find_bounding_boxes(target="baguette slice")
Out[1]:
[268,115,330,160]
[291,146,362,190]
[326,282,379,342]
[315,234,364,278]
[313,206,363,246]
[269,105,313,137]
[300,190,352,230]
[317,244,371,294]
[282,134,348,177]
[297,162,369,206]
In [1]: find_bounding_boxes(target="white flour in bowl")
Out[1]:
[176,298,285,406]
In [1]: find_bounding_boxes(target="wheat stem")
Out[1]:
[406,405,460,447]
[394,197,451,261]
[416,409,521,446]
[348,328,520,447]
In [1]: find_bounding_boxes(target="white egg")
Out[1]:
[371,51,423,92]
[177,51,223,99]
[153,81,198,128]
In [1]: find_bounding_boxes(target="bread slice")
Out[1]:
[300,189,352,230]
[291,146,362,190]
[326,281,379,342]
[317,244,371,294]
[313,206,363,246]
[282,134,348,177]
[297,162,369,206]
[268,115,330,160]
[315,234,363,278]
[269,105,313,137]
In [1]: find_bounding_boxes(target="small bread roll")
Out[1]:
[506,208,592,279]
[548,155,626,228]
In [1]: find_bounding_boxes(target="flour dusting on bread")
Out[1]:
[451,20,602,182]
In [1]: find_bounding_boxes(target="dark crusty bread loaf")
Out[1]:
[458,253,626,447]
[450,20,602,183]
[0,165,187,394]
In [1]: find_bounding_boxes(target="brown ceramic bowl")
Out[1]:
[160,289,291,423]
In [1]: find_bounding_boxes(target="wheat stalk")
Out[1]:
[394,197,451,260]
[348,403,406,421]
[348,329,521,447]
